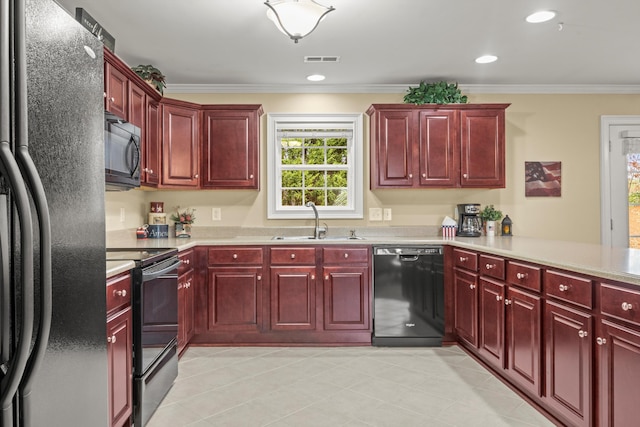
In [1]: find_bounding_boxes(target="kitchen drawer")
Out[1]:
[208,247,263,265]
[178,249,194,274]
[506,261,541,292]
[479,254,505,280]
[106,272,131,315]
[453,248,478,272]
[323,246,369,264]
[600,283,640,327]
[270,247,316,265]
[545,270,593,310]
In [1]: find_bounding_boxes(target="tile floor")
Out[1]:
[146,346,556,427]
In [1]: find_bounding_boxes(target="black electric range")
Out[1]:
[106,248,178,267]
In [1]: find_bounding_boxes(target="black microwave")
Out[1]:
[105,111,141,191]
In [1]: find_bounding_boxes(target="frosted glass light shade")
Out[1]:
[265,0,335,43]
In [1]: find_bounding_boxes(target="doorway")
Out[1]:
[600,116,640,247]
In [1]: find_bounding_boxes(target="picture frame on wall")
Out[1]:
[525,161,561,197]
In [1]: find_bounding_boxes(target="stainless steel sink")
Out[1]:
[271,235,365,241]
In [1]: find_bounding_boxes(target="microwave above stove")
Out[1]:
[105,111,141,191]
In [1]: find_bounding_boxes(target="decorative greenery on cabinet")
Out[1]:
[403,81,468,105]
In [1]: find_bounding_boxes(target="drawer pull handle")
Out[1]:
[622,302,633,311]
[344,253,349,258]
[505,299,512,305]
[290,253,296,259]
[114,289,127,297]
[485,263,495,270]
[107,335,116,344]
[516,272,528,280]
[459,257,468,262]
[578,330,588,338]
[559,284,569,292]
[232,253,238,259]
[496,295,503,301]
[596,337,607,345]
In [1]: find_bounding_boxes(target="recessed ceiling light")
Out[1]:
[307,74,326,82]
[526,10,556,23]
[475,55,498,64]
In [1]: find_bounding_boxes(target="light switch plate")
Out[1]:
[383,208,392,221]
[212,207,222,221]
[369,207,382,221]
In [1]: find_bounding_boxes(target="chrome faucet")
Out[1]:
[306,201,321,239]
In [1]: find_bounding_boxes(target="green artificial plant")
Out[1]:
[131,64,166,94]
[480,204,503,222]
[403,81,468,105]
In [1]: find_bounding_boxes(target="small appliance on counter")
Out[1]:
[457,203,482,237]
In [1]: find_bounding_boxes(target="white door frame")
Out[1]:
[600,115,640,246]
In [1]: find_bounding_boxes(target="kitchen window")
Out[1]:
[267,113,363,219]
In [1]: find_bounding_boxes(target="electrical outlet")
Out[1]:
[212,207,222,221]
[369,207,382,221]
[119,207,125,222]
[383,208,392,221]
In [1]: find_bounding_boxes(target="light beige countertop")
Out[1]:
[106,260,135,279]
[105,226,640,286]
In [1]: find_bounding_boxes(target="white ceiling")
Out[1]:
[53,0,640,94]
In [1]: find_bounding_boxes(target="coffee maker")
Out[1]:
[457,203,482,237]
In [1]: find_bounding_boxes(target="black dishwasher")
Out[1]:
[372,246,445,346]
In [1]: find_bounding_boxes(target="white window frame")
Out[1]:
[267,113,364,219]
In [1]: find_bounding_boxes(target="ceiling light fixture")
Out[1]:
[526,10,556,23]
[475,55,498,64]
[307,74,325,81]
[265,0,335,43]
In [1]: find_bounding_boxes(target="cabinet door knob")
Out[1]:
[344,253,349,258]
[149,169,154,174]
[232,253,238,259]
[496,295,503,301]
[596,337,607,345]
[469,284,475,290]
[463,173,468,178]
[485,263,495,270]
[505,299,512,305]
[325,275,329,280]
[250,174,254,179]
[107,335,116,344]
[193,174,199,179]
[290,253,296,259]
[559,284,569,292]
[185,259,190,265]
[109,97,115,102]
[311,275,315,280]
[114,289,127,297]
[622,302,633,311]
[408,173,413,178]
[578,330,588,338]
[421,173,426,178]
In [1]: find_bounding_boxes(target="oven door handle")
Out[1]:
[142,259,182,281]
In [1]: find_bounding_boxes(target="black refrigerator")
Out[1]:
[0,0,108,426]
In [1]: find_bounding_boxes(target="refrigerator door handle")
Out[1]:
[12,0,52,419]
[0,141,35,426]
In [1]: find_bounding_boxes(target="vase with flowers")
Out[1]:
[170,207,195,238]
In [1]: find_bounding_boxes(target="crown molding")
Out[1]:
[164,83,640,95]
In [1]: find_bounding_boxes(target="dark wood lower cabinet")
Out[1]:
[106,306,132,427]
[505,286,542,397]
[269,266,316,330]
[323,266,369,330]
[206,267,263,332]
[544,301,593,427]
[598,319,640,427]
[454,268,478,348]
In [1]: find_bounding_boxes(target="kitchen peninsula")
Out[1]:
[106,229,640,427]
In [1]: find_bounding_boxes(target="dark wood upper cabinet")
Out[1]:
[367,104,509,189]
[104,61,128,120]
[161,99,200,188]
[201,105,263,189]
